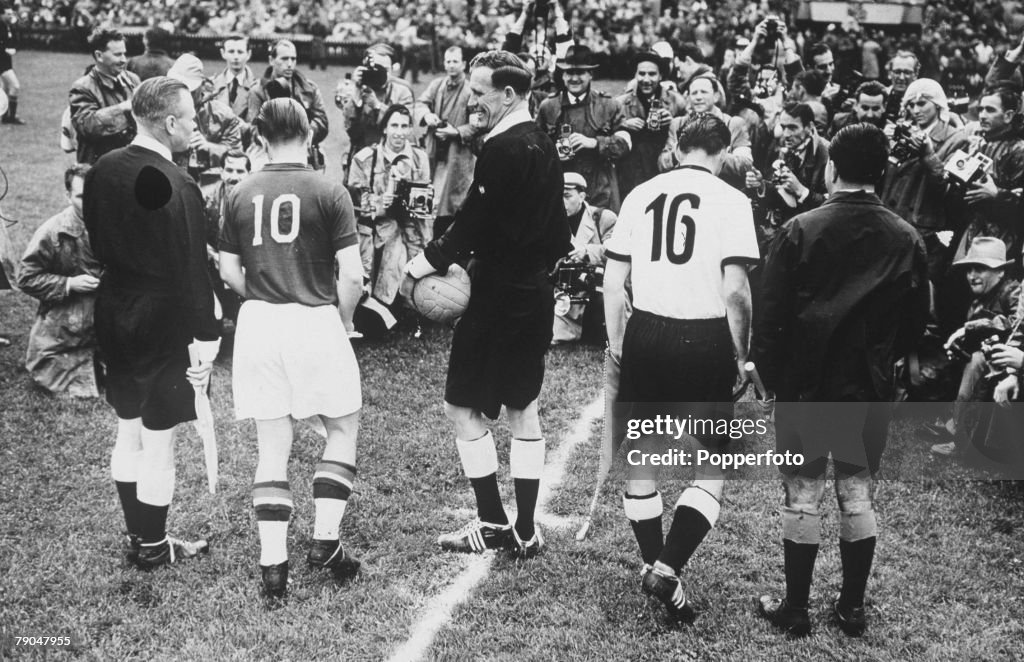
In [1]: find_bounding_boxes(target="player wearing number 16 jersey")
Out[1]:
[219,98,364,601]
[603,114,758,622]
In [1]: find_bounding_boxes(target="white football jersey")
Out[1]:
[604,165,759,319]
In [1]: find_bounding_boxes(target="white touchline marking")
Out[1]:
[383,395,604,662]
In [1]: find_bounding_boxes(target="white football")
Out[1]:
[412,264,471,323]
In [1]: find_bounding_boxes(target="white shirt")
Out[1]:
[485,107,532,142]
[605,165,759,319]
[131,134,172,162]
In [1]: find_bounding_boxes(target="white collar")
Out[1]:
[131,134,173,162]
[485,107,532,142]
[569,91,589,105]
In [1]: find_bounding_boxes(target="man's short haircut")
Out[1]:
[380,103,412,128]
[132,76,190,125]
[469,50,532,96]
[795,70,827,97]
[255,97,310,144]
[808,42,833,60]
[221,34,249,49]
[88,28,125,55]
[445,45,465,60]
[223,148,251,170]
[986,86,1021,113]
[269,39,296,59]
[144,27,172,52]
[64,164,90,192]
[782,102,815,127]
[855,80,888,102]
[676,113,731,156]
[888,50,920,71]
[686,72,722,95]
[829,123,889,183]
[675,42,705,63]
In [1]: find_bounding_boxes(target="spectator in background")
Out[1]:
[249,39,329,171]
[69,28,140,165]
[417,45,476,237]
[1,1,25,125]
[167,53,243,186]
[829,81,892,137]
[127,27,174,81]
[210,35,258,131]
[885,50,920,120]
[202,149,250,326]
[790,69,830,134]
[17,164,102,397]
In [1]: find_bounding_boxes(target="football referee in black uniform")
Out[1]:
[406,50,570,558]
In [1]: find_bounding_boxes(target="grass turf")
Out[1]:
[1,50,1024,661]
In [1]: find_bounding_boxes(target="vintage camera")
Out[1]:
[753,68,779,99]
[888,121,918,165]
[770,147,792,187]
[395,179,435,221]
[556,123,575,160]
[551,258,604,314]
[647,98,665,131]
[360,55,389,92]
[948,316,1011,363]
[944,149,994,188]
[764,17,780,48]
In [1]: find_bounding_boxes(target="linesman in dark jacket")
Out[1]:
[406,51,571,559]
[84,77,221,570]
[753,124,929,638]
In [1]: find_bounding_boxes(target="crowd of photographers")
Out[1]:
[3,1,1024,465]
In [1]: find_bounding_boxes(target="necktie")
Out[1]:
[229,77,239,105]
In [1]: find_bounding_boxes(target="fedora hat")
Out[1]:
[556,45,600,71]
[953,236,1012,269]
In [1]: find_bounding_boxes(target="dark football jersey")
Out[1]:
[220,162,358,306]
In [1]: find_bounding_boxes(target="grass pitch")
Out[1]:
[1,51,1024,661]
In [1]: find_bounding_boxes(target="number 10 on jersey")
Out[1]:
[252,193,301,246]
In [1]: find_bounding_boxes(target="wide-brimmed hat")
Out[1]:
[167,54,205,92]
[953,237,1012,269]
[556,45,600,71]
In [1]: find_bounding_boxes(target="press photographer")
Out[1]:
[551,172,616,345]
[346,104,431,319]
[952,87,1024,270]
[929,238,1020,460]
[829,81,893,137]
[744,102,828,230]
[880,78,970,285]
[337,43,415,174]
[536,45,631,212]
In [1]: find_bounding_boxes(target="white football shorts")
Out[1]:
[233,300,362,420]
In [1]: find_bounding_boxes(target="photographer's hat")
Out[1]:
[633,51,667,78]
[557,45,600,71]
[564,172,587,190]
[167,54,205,92]
[953,237,1012,269]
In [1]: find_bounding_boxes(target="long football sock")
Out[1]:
[254,481,293,566]
[510,437,544,540]
[623,491,664,565]
[658,486,721,574]
[839,537,876,608]
[313,461,356,541]
[783,539,819,609]
[456,431,508,526]
[111,422,143,535]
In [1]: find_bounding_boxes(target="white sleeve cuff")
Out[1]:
[406,253,438,279]
[192,339,221,363]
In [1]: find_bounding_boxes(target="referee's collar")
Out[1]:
[485,107,533,142]
[131,134,173,162]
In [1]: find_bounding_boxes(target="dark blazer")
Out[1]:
[753,190,930,401]
[424,120,571,278]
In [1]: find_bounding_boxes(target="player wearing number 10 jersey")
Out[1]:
[603,114,758,622]
[219,98,364,601]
